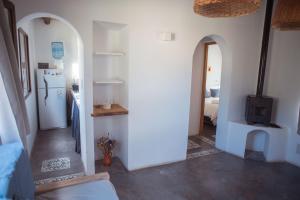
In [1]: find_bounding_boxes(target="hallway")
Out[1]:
[30,128,84,184]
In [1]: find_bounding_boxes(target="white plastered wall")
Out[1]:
[265,30,300,166]
[17,20,38,155]
[12,0,288,172]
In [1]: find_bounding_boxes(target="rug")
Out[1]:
[188,139,201,150]
[196,135,215,145]
[187,136,221,160]
[34,172,85,186]
[41,157,71,173]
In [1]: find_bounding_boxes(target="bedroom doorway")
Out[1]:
[200,42,222,141]
[187,37,223,159]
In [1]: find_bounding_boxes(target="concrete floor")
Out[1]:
[30,128,84,181]
[96,151,300,200]
[31,127,300,199]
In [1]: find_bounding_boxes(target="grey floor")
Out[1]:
[31,127,300,199]
[30,127,84,181]
[95,135,300,200]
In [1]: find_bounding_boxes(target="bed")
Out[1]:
[36,173,119,200]
[204,97,219,126]
[0,142,119,200]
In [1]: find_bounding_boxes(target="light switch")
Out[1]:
[159,32,174,41]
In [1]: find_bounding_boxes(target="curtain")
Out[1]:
[72,98,81,153]
[0,0,30,148]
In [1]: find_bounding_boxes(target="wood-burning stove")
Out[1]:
[245,0,274,126]
[245,96,273,125]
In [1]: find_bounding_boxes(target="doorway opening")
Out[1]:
[187,37,223,159]
[200,42,222,140]
[17,14,85,183]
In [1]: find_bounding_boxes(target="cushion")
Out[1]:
[210,88,220,97]
[0,142,35,199]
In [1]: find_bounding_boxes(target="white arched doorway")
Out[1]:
[187,34,232,158]
[17,13,88,176]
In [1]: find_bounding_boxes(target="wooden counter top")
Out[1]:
[91,104,128,117]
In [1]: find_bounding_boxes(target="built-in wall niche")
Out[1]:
[245,130,269,161]
[92,21,129,167]
[92,20,128,110]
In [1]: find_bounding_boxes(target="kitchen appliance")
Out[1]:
[37,69,67,130]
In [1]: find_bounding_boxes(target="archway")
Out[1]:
[187,34,232,158]
[17,13,87,176]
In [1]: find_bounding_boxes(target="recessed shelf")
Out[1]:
[93,79,124,85]
[91,104,128,117]
[94,51,125,56]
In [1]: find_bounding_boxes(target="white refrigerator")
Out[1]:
[37,69,67,130]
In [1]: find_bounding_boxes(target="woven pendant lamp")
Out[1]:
[272,0,300,30]
[194,0,262,18]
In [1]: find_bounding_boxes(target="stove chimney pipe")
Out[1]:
[256,0,274,97]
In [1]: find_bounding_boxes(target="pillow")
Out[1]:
[210,88,220,97]
[205,89,211,98]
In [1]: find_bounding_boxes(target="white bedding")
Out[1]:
[204,97,219,125]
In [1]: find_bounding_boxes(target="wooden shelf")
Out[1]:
[91,104,128,117]
[93,80,124,85]
[94,51,125,56]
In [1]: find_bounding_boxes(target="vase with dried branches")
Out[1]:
[97,133,116,166]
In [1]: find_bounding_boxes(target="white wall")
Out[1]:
[206,44,222,90]
[265,30,300,166]
[0,75,21,145]
[12,0,273,172]
[188,41,205,136]
[17,20,38,155]
[33,19,78,88]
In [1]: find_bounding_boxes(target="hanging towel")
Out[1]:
[0,0,30,149]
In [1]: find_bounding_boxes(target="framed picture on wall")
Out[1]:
[3,0,18,56]
[52,42,64,59]
[18,28,31,98]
